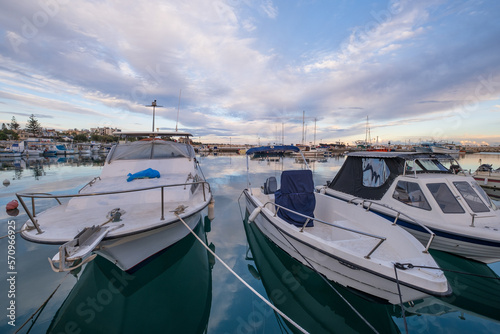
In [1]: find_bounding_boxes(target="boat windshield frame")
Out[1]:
[106,139,195,163]
[403,156,463,176]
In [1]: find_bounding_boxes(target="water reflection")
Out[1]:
[401,250,500,323]
[47,219,214,334]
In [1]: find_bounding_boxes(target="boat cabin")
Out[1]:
[328,152,497,215]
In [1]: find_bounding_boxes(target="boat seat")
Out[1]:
[275,170,315,227]
[263,176,278,194]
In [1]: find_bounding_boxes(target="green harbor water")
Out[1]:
[1,152,500,333]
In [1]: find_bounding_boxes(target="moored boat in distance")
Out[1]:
[322,151,500,263]
[242,146,450,304]
[473,163,500,200]
[17,131,214,272]
[430,142,460,154]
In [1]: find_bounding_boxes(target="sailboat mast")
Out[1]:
[302,110,305,145]
[175,89,182,132]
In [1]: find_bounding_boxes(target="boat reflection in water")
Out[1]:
[242,213,400,334]
[47,216,214,334]
[400,250,500,326]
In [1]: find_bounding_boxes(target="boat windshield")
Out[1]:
[108,140,195,162]
[406,158,450,173]
[453,181,490,213]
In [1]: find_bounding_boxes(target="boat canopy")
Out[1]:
[107,140,195,162]
[246,145,300,155]
[328,152,456,200]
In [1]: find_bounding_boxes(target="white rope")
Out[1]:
[175,213,309,334]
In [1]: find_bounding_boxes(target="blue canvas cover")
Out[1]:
[275,170,315,227]
[127,168,161,182]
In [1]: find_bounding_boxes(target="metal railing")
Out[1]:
[346,197,435,253]
[16,180,211,235]
[259,200,387,259]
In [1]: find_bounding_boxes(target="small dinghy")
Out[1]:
[242,146,451,304]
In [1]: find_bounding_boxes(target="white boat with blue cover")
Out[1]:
[242,146,450,304]
[322,151,500,263]
[17,131,214,272]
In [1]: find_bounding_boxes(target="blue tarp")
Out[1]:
[126,168,161,182]
[275,170,315,227]
[245,145,300,155]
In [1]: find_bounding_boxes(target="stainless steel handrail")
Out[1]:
[16,181,211,234]
[260,200,387,259]
[347,197,436,253]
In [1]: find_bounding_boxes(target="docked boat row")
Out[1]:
[0,140,113,157]
[15,139,500,309]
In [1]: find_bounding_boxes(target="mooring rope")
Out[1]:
[175,213,310,334]
[15,272,71,334]
[237,194,379,333]
[393,264,409,334]
[395,262,500,280]
[0,228,28,240]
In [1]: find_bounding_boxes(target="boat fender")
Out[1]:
[3,179,10,187]
[484,177,488,185]
[6,200,18,211]
[248,207,261,223]
[208,198,215,221]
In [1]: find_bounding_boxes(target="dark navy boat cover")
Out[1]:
[275,170,315,227]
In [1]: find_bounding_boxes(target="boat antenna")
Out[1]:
[176,89,182,132]
[146,100,163,132]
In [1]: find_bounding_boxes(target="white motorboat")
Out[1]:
[242,146,450,304]
[17,131,214,272]
[473,163,500,200]
[324,152,500,263]
[430,143,460,154]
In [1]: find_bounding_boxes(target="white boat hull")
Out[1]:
[97,211,205,271]
[243,189,450,304]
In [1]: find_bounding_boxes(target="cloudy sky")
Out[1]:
[1,0,500,146]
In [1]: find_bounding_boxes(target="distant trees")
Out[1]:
[9,117,20,131]
[25,114,42,137]
[73,134,89,142]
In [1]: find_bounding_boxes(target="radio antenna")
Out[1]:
[175,89,182,132]
[145,100,163,132]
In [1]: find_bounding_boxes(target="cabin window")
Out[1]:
[362,158,389,187]
[453,182,489,213]
[471,181,498,211]
[427,183,465,214]
[392,181,431,210]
